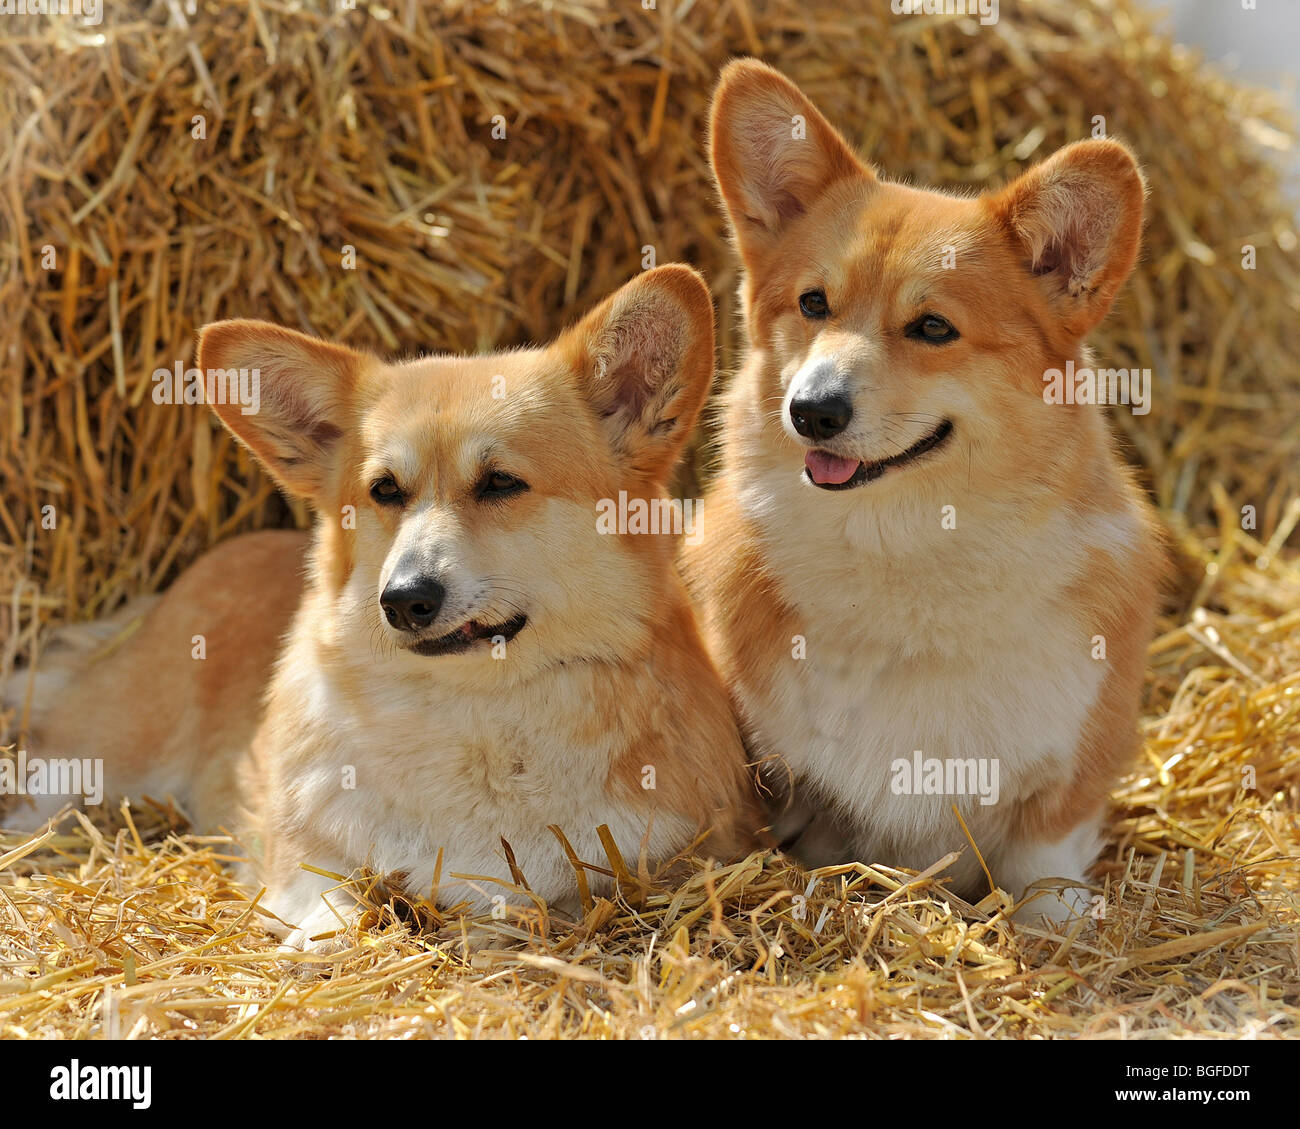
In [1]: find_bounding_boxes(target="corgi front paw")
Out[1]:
[280,926,353,957]
[0,795,78,834]
[1012,882,1096,926]
[274,904,361,970]
[996,820,1104,926]
[257,865,363,955]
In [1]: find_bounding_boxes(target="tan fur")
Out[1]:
[686,60,1164,919]
[5,265,757,944]
[4,531,305,831]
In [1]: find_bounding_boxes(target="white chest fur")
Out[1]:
[264,652,686,920]
[735,465,1130,878]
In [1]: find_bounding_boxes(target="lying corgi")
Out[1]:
[684,60,1163,920]
[3,265,755,947]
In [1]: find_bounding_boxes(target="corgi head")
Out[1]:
[197,265,714,677]
[708,60,1145,534]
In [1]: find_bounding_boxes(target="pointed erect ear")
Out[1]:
[196,320,360,500]
[709,58,870,263]
[987,139,1146,338]
[563,265,715,486]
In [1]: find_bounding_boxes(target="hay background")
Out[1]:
[1,0,1298,633]
[1,0,1298,1038]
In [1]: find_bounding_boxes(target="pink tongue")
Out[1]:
[805,450,861,485]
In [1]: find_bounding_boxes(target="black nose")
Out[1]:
[790,394,853,442]
[380,571,445,632]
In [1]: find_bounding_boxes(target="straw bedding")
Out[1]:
[2,536,1297,1039]
[1,0,1297,1038]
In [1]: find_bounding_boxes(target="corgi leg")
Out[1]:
[0,791,81,834]
[767,786,817,847]
[786,808,853,870]
[996,819,1103,924]
[259,862,364,952]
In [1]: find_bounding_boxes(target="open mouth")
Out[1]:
[804,419,954,491]
[408,613,528,657]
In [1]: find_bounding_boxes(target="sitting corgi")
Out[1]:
[684,60,1163,920]
[3,265,755,947]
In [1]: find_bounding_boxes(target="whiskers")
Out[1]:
[361,593,399,662]
[480,576,529,625]
[757,390,790,433]
[879,411,949,461]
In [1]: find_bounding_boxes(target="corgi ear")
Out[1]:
[196,320,360,501]
[709,58,869,263]
[563,265,715,486]
[988,139,1146,338]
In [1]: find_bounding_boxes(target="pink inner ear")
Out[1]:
[1009,152,1141,294]
[1028,210,1110,297]
[740,149,817,234]
[595,304,683,421]
[1031,243,1064,277]
[603,345,667,422]
[773,190,806,224]
[305,418,343,448]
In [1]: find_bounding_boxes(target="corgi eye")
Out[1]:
[370,475,405,506]
[477,471,529,500]
[798,290,830,319]
[908,314,959,344]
